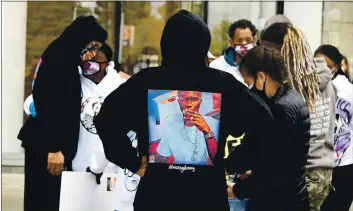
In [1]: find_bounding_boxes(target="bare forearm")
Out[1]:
[206,137,217,160]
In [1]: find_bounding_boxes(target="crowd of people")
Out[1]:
[18,10,352,211]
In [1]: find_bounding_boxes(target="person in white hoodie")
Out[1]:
[315,45,353,211]
[72,44,132,173]
[24,44,143,211]
[209,19,257,86]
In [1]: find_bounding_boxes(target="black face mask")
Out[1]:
[250,77,270,103]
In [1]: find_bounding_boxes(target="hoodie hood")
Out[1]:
[314,57,333,91]
[223,47,237,67]
[42,16,108,65]
[161,10,211,69]
[264,15,292,30]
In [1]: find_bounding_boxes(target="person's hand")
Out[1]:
[82,51,97,61]
[227,181,236,198]
[185,110,211,134]
[81,41,102,61]
[86,167,103,184]
[136,167,146,178]
[135,155,147,178]
[239,170,252,180]
[47,151,65,176]
[119,71,131,80]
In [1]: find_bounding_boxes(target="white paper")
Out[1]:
[60,169,139,211]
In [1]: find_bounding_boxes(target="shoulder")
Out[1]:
[249,92,273,119]
[107,68,125,80]
[274,88,308,121]
[209,56,226,68]
[110,67,161,96]
[105,69,126,86]
[332,75,353,95]
[278,88,306,108]
[232,87,273,122]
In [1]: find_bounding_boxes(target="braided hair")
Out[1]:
[262,23,320,110]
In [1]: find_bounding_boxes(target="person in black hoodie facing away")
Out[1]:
[230,46,310,211]
[17,16,107,211]
[94,10,274,211]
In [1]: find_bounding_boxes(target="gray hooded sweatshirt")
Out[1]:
[307,57,336,168]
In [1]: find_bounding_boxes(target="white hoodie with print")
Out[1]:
[73,61,129,172]
[332,74,353,166]
[24,62,138,172]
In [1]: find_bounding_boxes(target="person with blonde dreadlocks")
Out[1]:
[261,23,320,109]
[261,23,337,211]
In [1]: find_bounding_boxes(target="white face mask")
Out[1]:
[234,43,255,57]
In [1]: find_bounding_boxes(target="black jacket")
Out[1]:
[94,10,273,211]
[18,16,107,162]
[250,86,310,210]
[271,86,310,197]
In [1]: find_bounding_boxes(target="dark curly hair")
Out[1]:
[228,19,257,39]
[99,43,113,61]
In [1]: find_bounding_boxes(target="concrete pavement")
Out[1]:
[2,173,24,211]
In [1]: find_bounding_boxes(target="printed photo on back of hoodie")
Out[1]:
[147,90,221,167]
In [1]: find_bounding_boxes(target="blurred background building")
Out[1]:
[2,1,353,167]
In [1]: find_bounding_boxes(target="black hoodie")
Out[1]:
[94,10,273,211]
[18,16,107,162]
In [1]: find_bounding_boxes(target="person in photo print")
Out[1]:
[149,91,219,165]
[92,101,103,119]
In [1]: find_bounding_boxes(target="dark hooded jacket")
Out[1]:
[18,16,107,163]
[245,85,311,211]
[94,10,273,210]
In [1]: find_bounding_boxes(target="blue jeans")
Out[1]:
[228,197,249,211]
